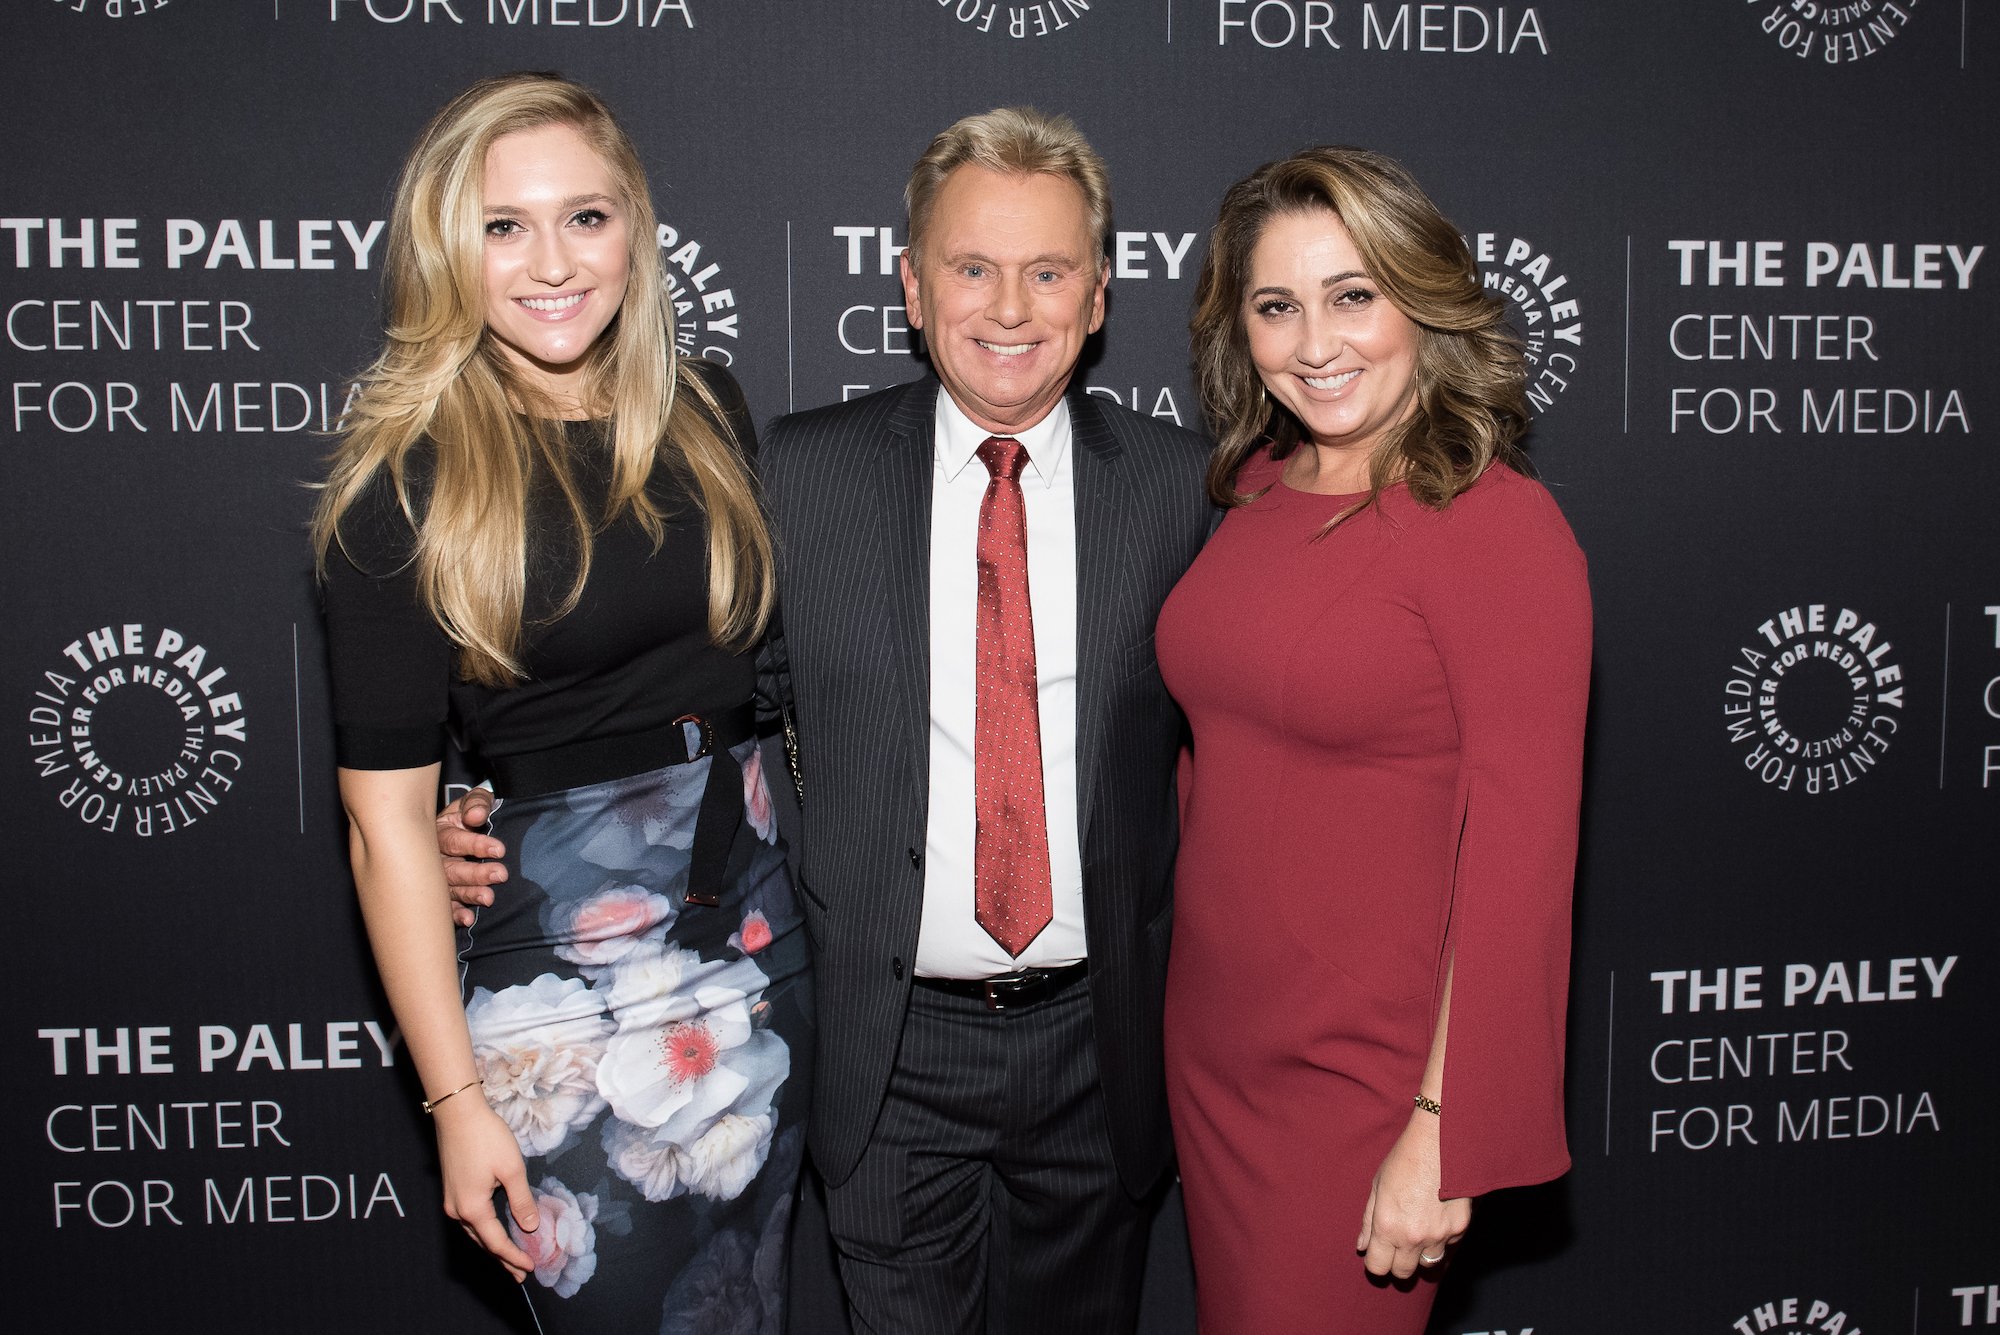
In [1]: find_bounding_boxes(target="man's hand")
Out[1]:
[438,788,507,928]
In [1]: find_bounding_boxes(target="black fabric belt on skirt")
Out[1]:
[913,959,1089,1011]
[485,705,757,908]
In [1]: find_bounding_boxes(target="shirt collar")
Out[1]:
[933,388,1072,490]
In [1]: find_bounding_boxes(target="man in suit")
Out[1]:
[441,109,1213,1334]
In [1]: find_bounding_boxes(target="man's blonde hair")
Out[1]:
[904,106,1112,270]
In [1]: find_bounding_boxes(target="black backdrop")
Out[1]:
[8,3,1997,1333]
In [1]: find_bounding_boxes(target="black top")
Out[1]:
[321,360,759,783]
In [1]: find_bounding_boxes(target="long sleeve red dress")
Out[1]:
[1156,453,1591,1333]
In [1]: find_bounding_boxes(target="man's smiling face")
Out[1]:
[901,165,1107,435]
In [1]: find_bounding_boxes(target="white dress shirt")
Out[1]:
[915,391,1086,977]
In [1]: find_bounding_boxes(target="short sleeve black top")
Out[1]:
[321,360,759,777]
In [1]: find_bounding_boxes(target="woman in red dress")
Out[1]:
[1157,147,1591,1333]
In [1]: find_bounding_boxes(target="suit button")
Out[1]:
[891,956,904,980]
[907,847,922,872]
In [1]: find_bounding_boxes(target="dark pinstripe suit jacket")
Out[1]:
[759,376,1214,1196]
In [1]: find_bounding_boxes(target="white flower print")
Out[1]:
[601,1111,775,1204]
[682,1112,778,1201]
[466,974,612,1158]
[592,945,791,1201]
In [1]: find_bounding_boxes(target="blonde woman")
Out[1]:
[1157,147,1590,1333]
[315,74,810,1328]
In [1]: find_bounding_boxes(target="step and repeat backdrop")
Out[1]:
[7,3,1996,1333]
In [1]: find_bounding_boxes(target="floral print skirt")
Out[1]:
[461,740,813,1333]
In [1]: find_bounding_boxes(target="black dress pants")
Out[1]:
[822,980,1151,1335]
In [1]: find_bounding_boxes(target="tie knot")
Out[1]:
[976,436,1028,482]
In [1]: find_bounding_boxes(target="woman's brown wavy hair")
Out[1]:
[1190,146,1530,522]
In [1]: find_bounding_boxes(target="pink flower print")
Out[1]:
[729,910,773,956]
[660,1019,720,1084]
[742,747,777,844]
[553,886,677,972]
[509,1177,601,1298]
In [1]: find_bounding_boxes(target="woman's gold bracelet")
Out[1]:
[1413,1093,1443,1116]
[422,1078,483,1115]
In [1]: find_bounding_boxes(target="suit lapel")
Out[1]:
[873,379,939,809]
[1069,389,1131,844]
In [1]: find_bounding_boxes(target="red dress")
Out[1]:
[1156,456,1590,1333]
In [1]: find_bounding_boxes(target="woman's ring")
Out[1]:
[1419,1251,1445,1265]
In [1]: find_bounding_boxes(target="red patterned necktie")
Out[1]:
[972,436,1053,957]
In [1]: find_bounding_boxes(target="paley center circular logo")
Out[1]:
[659,221,745,367]
[60,0,172,17]
[1744,1,1924,64]
[1723,1295,1871,1335]
[26,623,249,836]
[925,0,1094,40]
[1722,603,1904,795]
[1471,231,1583,417]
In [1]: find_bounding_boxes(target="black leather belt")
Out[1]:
[488,706,756,909]
[913,960,1088,1011]
[487,706,756,800]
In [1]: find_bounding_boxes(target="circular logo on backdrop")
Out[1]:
[924,0,1094,40]
[1743,1,1923,64]
[1722,604,1904,795]
[60,0,172,17]
[658,222,745,367]
[1471,232,1584,418]
[1723,1296,1871,1335]
[26,623,249,836]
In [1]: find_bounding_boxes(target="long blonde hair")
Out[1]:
[312,72,772,685]
[1190,146,1530,520]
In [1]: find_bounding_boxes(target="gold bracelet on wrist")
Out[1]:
[1413,1093,1443,1116]
[422,1078,483,1115]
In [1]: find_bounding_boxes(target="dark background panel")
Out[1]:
[7,2,1995,1331]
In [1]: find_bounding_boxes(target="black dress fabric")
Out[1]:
[319,361,812,1332]
[322,360,758,781]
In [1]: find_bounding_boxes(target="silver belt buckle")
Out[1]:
[983,968,1047,1011]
